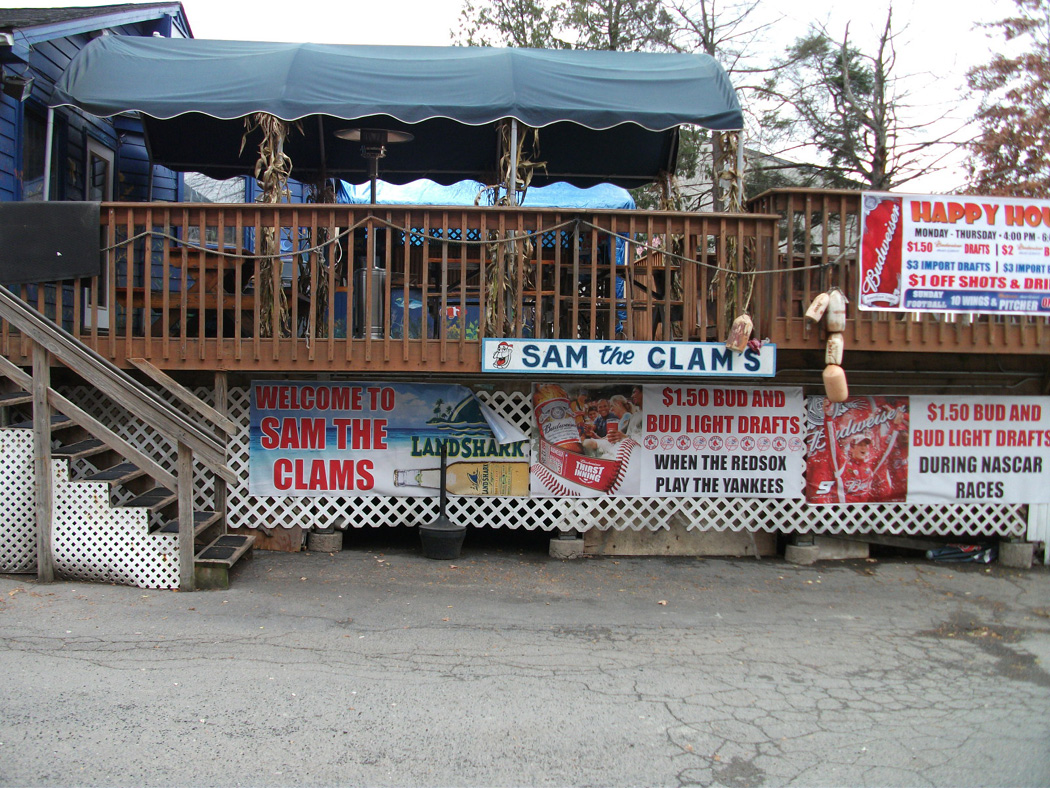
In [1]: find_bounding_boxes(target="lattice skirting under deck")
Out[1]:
[0,384,1029,583]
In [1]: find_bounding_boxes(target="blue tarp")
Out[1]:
[337,179,635,210]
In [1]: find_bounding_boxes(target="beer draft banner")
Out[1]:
[249,381,530,496]
[530,383,806,498]
[860,191,1050,316]
[805,395,1050,504]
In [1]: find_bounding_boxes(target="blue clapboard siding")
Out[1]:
[0,8,189,205]
[0,5,189,329]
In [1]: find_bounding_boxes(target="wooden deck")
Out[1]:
[2,190,1047,373]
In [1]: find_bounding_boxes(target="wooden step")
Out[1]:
[194,534,254,590]
[156,510,222,537]
[119,487,176,512]
[0,391,33,408]
[53,438,109,460]
[82,462,146,486]
[7,413,76,432]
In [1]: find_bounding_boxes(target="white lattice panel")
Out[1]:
[51,458,180,588]
[0,429,36,573]
[219,385,1027,538]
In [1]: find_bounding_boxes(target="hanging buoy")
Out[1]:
[823,364,849,403]
[825,288,847,332]
[825,332,844,366]
[805,292,830,323]
[725,313,754,353]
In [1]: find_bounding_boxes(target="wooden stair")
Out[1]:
[194,533,255,590]
[0,377,248,591]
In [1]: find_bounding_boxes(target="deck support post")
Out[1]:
[32,343,54,583]
[177,441,195,591]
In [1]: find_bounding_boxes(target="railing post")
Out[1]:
[177,441,195,591]
[214,371,228,530]
[32,343,54,583]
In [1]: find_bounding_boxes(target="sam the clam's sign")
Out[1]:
[483,339,775,377]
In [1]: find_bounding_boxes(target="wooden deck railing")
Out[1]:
[749,188,1050,354]
[1,203,779,371]
[2,192,1047,373]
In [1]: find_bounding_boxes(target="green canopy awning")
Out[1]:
[53,37,743,187]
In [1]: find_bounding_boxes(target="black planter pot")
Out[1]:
[419,516,466,560]
[419,442,466,560]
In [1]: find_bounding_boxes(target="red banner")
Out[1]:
[806,397,910,504]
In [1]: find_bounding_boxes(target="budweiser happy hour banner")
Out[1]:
[529,383,806,498]
[249,381,530,497]
[860,191,1050,316]
[805,395,1050,504]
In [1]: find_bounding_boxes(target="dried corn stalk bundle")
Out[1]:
[242,113,300,337]
[486,121,546,337]
[302,179,338,338]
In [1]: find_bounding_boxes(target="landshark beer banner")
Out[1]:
[249,381,529,496]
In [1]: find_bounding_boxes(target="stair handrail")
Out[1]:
[0,286,233,482]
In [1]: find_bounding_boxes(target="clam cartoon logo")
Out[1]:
[492,341,513,369]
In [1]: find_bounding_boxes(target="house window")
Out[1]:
[20,107,59,201]
[87,144,113,201]
[84,139,115,328]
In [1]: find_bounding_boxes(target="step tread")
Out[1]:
[82,462,144,485]
[157,510,222,535]
[119,487,176,511]
[0,391,33,407]
[196,533,254,566]
[7,414,74,431]
[52,438,108,459]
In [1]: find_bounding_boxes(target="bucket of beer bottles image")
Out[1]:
[417,442,467,559]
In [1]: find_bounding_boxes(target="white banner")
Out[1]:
[528,383,805,498]
[805,395,1050,504]
[641,385,805,498]
[859,191,1050,316]
[908,395,1050,503]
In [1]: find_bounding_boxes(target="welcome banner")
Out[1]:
[249,381,529,497]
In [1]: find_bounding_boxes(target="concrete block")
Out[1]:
[813,536,869,560]
[785,537,868,564]
[583,523,775,557]
[785,543,820,565]
[549,538,585,559]
[999,541,1034,569]
[308,531,343,552]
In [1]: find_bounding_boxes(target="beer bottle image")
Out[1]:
[533,383,584,453]
[393,462,530,496]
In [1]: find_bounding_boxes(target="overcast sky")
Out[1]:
[1,0,1018,191]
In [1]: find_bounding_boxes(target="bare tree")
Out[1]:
[967,0,1050,198]
[753,9,958,191]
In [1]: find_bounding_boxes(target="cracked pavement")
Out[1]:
[1,534,1048,787]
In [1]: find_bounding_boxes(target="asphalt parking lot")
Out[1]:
[1,530,1048,787]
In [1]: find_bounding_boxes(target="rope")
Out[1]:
[100,212,850,275]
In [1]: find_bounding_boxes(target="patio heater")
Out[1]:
[333,127,414,204]
[334,128,414,338]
